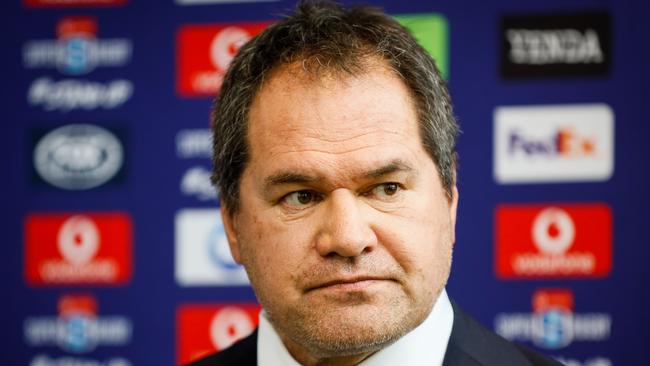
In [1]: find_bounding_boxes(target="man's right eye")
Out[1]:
[282,190,321,208]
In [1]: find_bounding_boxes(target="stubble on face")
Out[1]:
[227,60,456,365]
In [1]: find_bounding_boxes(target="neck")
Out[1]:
[280,334,377,366]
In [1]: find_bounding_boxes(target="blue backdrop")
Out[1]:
[3,0,649,365]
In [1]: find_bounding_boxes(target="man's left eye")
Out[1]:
[368,182,402,199]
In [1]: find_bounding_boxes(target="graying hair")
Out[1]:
[212,0,459,214]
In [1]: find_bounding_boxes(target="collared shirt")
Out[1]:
[258,288,454,366]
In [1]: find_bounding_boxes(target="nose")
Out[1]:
[315,189,377,258]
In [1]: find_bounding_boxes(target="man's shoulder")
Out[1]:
[444,301,562,366]
[185,330,257,366]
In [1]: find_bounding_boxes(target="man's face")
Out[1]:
[222,61,458,358]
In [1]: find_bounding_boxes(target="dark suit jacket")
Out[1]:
[187,302,562,366]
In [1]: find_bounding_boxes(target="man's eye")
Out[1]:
[368,182,402,199]
[283,190,320,207]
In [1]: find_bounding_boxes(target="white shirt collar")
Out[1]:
[258,288,454,366]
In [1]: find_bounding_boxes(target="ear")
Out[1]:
[220,202,242,264]
[448,185,459,244]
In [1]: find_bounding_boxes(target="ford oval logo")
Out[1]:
[34,124,123,190]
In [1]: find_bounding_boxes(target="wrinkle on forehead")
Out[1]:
[244,57,428,195]
[254,127,422,187]
[248,65,418,155]
[271,128,407,154]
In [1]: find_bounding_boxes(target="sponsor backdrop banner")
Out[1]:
[2,0,649,365]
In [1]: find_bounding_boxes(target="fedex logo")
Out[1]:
[177,304,261,365]
[23,17,132,75]
[176,22,271,97]
[495,289,611,349]
[25,213,132,286]
[508,127,596,157]
[494,104,614,183]
[495,204,612,278]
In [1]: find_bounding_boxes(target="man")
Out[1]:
[190,1,561,365]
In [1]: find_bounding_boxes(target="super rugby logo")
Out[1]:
[23,295,132,353]
[494,289,611,349]
[22,17,132,75]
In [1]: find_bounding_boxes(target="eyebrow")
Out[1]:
[364,160,414,179]
[263,159,415,191]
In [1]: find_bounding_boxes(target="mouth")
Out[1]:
[306,276,392,293]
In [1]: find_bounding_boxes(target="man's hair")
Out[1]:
[212,0,459,214]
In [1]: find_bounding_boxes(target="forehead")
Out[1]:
[245,61,426,181]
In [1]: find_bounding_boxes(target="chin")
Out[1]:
[280,300,429,358]
[298,320,405,358]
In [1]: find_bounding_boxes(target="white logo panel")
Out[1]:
[494,104,614,183]
[175,209,249,286]
[34,124,124,190]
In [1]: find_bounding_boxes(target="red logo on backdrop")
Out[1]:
[25,213,132,286]
[495,203,612,278]
[176,22,271,97]
[59,293,98,316]
[57,16,98,38]
[533,288,573,313]
[177,303,261,365]
[24,0,127,7]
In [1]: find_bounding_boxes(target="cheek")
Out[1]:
[372,198,453,276]
[238,212,314,290]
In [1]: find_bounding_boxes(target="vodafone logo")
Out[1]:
[57,215,100,265]
[176,304,260,365]
[177,22,271,97]
[209,307,256,350]
[495,204,612,278]
[210,27,251,72]
[25,213,132,285]
[532,207,575,255]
